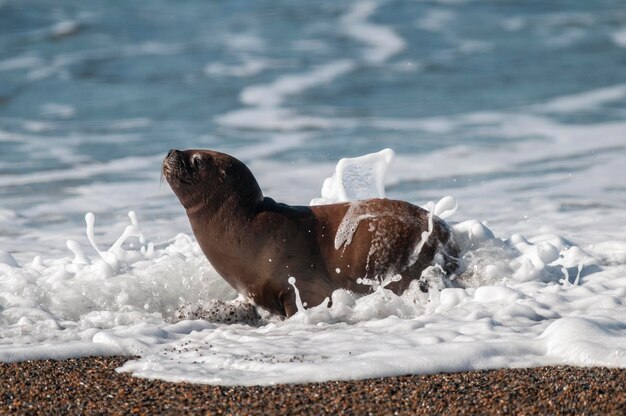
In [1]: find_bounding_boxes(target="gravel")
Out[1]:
[1,356,624,415]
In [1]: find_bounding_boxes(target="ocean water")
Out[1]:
[1,0,626,385]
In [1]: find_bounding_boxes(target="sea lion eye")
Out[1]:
[191,154,203,169]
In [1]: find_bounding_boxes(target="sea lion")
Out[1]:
[163,149,459,317]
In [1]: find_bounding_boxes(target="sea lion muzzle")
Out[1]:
[162,149,194,186]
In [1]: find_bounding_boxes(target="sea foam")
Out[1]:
[1,149,624,386]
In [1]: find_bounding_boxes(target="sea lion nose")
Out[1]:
[163,149,182,173]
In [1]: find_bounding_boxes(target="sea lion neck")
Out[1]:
[185,184,263,221]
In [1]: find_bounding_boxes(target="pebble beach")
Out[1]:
[1,357,624,415]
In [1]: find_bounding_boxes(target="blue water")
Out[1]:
[1,0,626,259]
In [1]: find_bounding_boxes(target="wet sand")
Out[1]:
[1,356,624,415]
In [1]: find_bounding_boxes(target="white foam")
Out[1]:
[0,212,235,358]
[216,107,340,131]
[533,84,626,113]
[0,55,44,72]
[0,250,19,267]
[501,17,526,32]
[342,1,406,64]
[232,133,311,160]
[240,60,355,108]
[408,201,434,266]
[311,148,395,205]
[118,249,626,385]
[416,9,456,32]
[50,20,80,38]
[108,118,152,130]
[216,60,355,131]
[433,196,459,220]
[0,155,159,187]
[334,202,373,250]
[222,33,266,52]
[40,103,75,119]
[204,58,271,78]
[20,40,184,81]
[612,28,626,48]
[1,144,625,386]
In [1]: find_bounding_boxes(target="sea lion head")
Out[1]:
[162,149,263,211]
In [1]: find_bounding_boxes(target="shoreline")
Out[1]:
[1,356,624,414]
